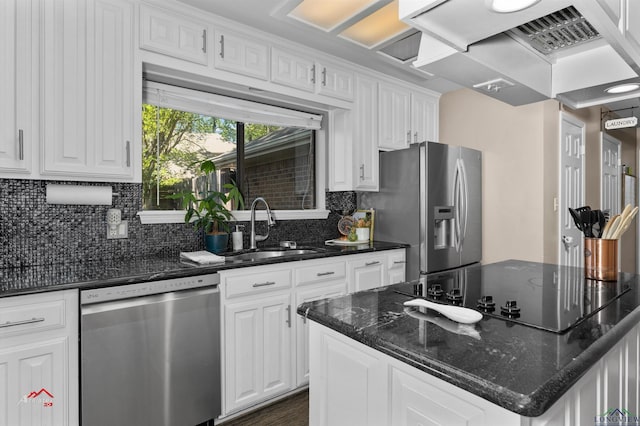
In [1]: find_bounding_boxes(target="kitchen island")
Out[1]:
[298,260,640,425]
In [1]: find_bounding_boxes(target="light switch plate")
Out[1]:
[107,221,128,239]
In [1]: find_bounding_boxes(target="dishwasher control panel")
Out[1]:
[81,274,220,304]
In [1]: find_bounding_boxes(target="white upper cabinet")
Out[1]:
[270,47,355,101]
[317,61,355,101]
[271,47,316,92]
[379,82,439,150]
[139,4,209,65]
[411,91,439,143]
[214,28,269,80]
[0,0,33,174]
[354,75,379,191]
[378,83,412,150]
[41,0,135,180]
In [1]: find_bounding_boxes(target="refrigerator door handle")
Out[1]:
[453,160,462,252]
[458,158,469,249]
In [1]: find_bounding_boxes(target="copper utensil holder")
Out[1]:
[584,237,618,281]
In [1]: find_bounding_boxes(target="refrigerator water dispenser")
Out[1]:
[434,206,455,249]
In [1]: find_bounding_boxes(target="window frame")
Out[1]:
[137,82,329,224]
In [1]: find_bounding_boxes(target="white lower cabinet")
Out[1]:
[219,249,405,418]
[308,318,640,426]
[0,290,79,426]
[294,258,348,387]
[348,252,387,293]
[220,265,293,415]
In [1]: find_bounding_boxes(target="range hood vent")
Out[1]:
[509,6,601,55]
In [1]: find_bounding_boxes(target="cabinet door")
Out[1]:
[354,75,379,191]
[0,0,33,174]
[41,0,134,179]
[214,29,269,80]
[349,254,387,293]
[295,282,347,386]
[386,250,407,285]
[317,62,354,101]
[224,293,292,414]
[378,83,411,151]
[271,47,315,92]
[140,5,208,65]
[411,92,438,144]
[0,338,70,426]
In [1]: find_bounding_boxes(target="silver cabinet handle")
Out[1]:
[202,29,207,53]
[219,34,224,58]
[406,131,411,143]
[365,261,380,266]
[0,317,45,328]
[321,67,327,86]
[311,65,316,84]
[360,164,365,180]
[393,261,406,264]
[252,281,276,288]
[125,141,130,167]
[316,271,335,277]
[414,131,418,143]
[18,129,24,160]
[286,305,291,328]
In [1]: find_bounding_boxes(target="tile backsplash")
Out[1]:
[0,179,354,268]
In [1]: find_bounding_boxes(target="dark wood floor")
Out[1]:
[219,390,309,426]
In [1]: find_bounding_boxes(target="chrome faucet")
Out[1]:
[249,197,276,249]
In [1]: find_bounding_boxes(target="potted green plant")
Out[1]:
[170,159,244,254]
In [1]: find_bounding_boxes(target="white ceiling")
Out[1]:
[177,0,640,112]
[177,0,462,93]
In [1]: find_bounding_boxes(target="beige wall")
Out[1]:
[440,88,638,271]
[439,88,555,264]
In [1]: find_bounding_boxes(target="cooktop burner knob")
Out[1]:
[427,284,444,299]
[476,295,496,312]
[500,300,521,317]
[446,288,463,305]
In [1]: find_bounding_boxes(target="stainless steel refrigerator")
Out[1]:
[370,141,482,280]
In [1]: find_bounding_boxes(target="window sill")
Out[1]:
[137,209,330,225]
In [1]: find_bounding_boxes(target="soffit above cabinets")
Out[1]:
[403,0,640,107]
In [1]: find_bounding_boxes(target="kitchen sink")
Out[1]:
[224,248,324,262]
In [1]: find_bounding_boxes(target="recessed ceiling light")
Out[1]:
[604,83,640,94]
[488,0,540,13]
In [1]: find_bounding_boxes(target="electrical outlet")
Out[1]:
[107,221,128,239]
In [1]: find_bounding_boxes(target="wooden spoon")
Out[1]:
[611,206,639,239]
[601,214,620,239]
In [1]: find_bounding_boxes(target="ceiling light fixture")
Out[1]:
[604,83,640,94]
[339,0,409,48]
[288,0,376,31]
[488,0,540,13]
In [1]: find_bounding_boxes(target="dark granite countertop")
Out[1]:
[297,259,640,417]
[0,241,406,297]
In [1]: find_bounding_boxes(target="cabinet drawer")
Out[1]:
[387,250,407,269]
[224,269,292,298]
[0,296,67,338]
[295,260,346,287]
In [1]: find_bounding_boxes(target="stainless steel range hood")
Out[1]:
[401,0,640,107]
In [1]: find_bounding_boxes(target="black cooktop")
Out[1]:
[396,260,631,334]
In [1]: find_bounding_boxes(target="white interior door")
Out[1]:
[559,112,586,268]
[601,132,621,216]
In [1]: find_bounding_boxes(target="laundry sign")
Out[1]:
[605,116,638,130]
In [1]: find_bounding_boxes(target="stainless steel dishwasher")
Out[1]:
[80,274,220,426]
